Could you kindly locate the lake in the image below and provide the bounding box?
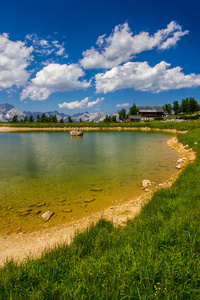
[0,131,179,234]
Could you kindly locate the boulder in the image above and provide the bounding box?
[70,130,83,136]
[142,180,151,189]
[41,210,54,221]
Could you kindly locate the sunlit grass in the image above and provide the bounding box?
[1,119,200,131]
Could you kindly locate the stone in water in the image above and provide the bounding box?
[41,210,54,222]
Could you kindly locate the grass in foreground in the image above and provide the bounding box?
[0,128,199,299]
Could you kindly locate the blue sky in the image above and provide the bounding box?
[0,0,200,114]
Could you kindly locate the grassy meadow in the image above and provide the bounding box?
[1,118,200,131]
[0,122,199,299]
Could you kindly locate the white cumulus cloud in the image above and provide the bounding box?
[21,63,91,100]
[80,21,189,69]
[0,33,33,90]
[58,97,104,109]
[116,103,130,108]
[95,61,200,94]
[87,97,104,108]
[59,97,89,109]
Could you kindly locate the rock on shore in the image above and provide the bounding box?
[142,180,151,189]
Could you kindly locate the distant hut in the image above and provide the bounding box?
[129,115,142,122]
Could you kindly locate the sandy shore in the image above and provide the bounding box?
[0,135,195,267]
[0,125,187,134]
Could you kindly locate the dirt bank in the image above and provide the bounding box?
[0,126,187,134]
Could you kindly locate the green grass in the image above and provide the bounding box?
[1,119,200,131]
[0,126,200,299]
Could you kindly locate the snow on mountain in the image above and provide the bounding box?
[0,103,25,122]
[111,111,120,122]
[0,103,112,123]
[72,111,106,122]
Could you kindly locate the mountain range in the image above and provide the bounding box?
[0,103,118,123]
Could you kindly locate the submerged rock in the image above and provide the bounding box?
[58,199,67,203]
[84,198,95,203]
[36,202,46,207]
[62,208,72,213]
[20,211,30,216]
[28,204,36,207]
[17,208,32,214]
[91,188,102,191]
[41,210,54,221]
[6,206,13,210]
[17,226,21,232]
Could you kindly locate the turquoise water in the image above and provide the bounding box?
[0,131,179,234]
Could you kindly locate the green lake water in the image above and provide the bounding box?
[0,131,179,234]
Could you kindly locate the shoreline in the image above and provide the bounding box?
[0,135,195,267]
[0,125,187,134]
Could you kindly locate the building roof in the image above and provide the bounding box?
[129,115,142,119]
[138,106,164,113]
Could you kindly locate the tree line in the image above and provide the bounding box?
[10,113,77,123]
[10,97,200,124]
[10,113,86,123]
[163,97,200,115]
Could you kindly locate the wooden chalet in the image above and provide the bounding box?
[138,106,164,119]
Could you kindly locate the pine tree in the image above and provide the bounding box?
[68,116,73,123]
[129,103,139,116]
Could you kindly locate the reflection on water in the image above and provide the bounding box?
[0,131,179,234]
